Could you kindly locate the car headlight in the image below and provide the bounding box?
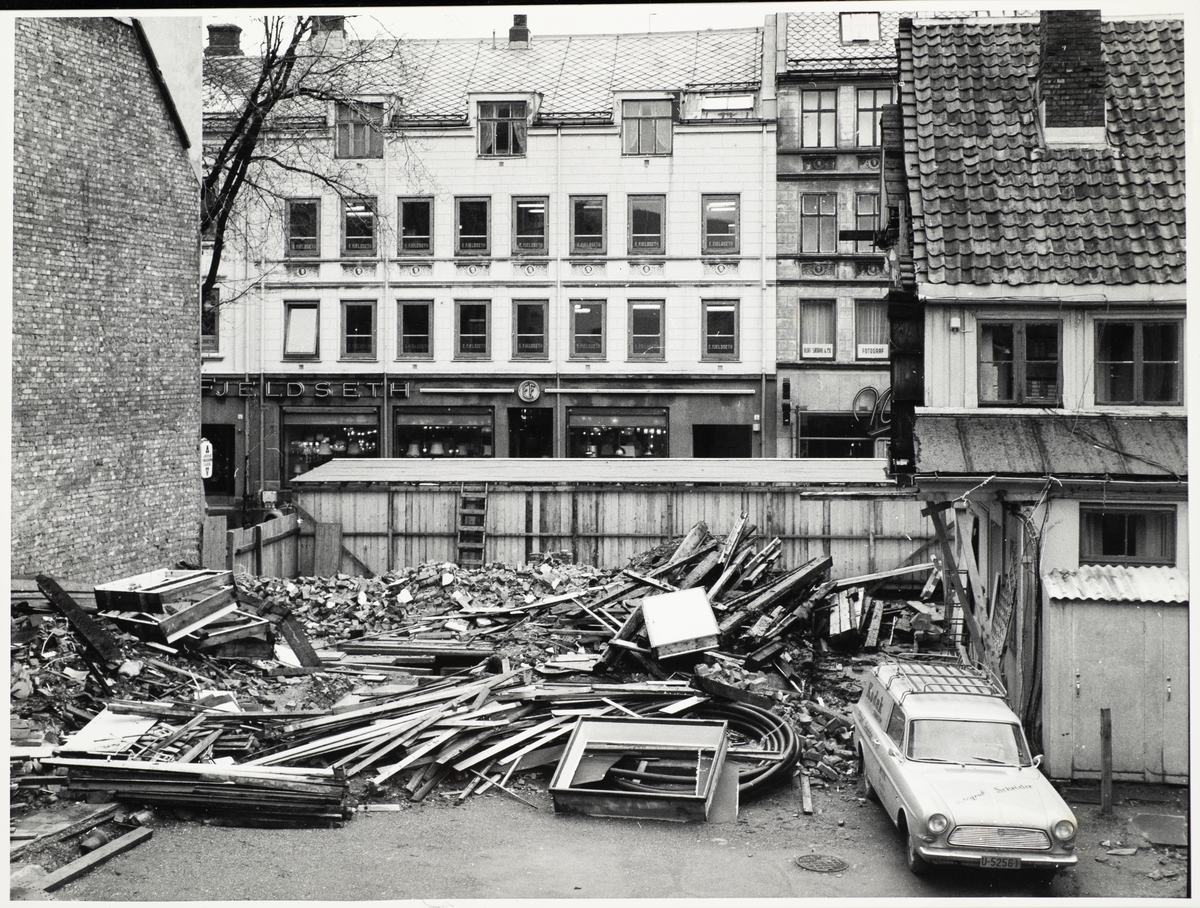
[1053,820,1076,842]
[927,813,949,835]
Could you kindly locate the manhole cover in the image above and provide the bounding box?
[795,854,850,873]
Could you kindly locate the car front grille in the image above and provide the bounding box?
[948,826,1051,850]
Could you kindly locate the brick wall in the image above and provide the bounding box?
[12,17,202,583]
[1039,10,1106,129]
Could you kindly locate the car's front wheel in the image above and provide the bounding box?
[903,822,931,875]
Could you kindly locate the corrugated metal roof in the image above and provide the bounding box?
[1042,564,1189,604]
[291,457,890,486]
[913,414,1187,480]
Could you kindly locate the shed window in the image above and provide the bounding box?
[1080,507,1176,566]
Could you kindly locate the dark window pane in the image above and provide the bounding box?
[401,304,430,355]
[458,200,489,251]
[401,200,431,251]
[344,305,373,355]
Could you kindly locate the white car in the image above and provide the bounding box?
[853,657,1078,876]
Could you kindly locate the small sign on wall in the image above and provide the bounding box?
[199,438,213,479]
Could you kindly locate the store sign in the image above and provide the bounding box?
[516,380,541,403]
[202,379,411,399]
[199,438,213,479]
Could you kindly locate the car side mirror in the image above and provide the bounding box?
[1032,754,1043,769]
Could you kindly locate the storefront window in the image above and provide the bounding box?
[798,412,876,458]
[395,407,494,457]
[283,410,379,482]
[567,408,668,458]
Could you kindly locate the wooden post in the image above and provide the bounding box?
[201,516,227,569]
[1100,708,1113,815]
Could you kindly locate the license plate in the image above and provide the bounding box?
[980,856,1022,870]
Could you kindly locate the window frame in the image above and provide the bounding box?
[621,98,673,155]
[398,300,434,360]
[201,287,219,353]
[800,89,838,148]
[455,196,491,256]
[283,300,320,360]
[477,100,528,157]
[702,194,740,256]
[398,197,433,255]
[977,318,1063,406]
[856,87,891,147]
[512,299,549,360]
[1095,318,1184,406]
[341,196,377,258]
[569,299,607,360]
[1080,505,1177,566]
[570,196,607,256]
[335,101,384,159]
[628,194,666,256]
[454,300,491,360]
[855,192,881,253]
[801,299,836,360]
[512,196,548,255]
[627,300,665,361]
[285,198,320,258]
[701,299,740,362]
[855,299,889,360]
[800,192,837,254]
[340,299,377,361]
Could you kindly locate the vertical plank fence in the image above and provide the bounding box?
[225,513,300,579]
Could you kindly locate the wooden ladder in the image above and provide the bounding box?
[456,482,489,567]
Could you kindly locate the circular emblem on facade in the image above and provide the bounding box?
[410,265,422,276]
[354,266,364,276]
[296,267,308,277]
[714,263,727,274]
[516,380,541,403]
[640,264,653,275]
[582,264,594,275]
[525,265,537,276]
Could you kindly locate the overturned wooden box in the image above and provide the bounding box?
[94,569,231,613]
[640,587,720,659]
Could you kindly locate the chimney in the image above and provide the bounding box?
[509,14,530,49]
[310,15,347,54]
[205,23,243,57]
[1037,9,1107,146]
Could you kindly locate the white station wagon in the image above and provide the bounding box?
[853,657,1078,876]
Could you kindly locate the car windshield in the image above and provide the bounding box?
[907,719,1032,766]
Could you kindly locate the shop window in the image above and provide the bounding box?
[513,300,547,359]
[200,423,236,497]
[570,299,606,359]
[622,99,673,155]
[508,407,553,458]
[201,286,219,353]
[341,300,375,359]
[798,413,875,457]
[398,301,433,358]
[396,407,494,457]
[1080,506,1176,566]
[702,194,739,255]
[456,197,490,255]
[478,101,527,157]
[342,197,376,257]
[286,199,320,256]
[801,193,837,253]
[455,300,490,359]
[856,299,889,359]
[571,196,606,254]
[283,301,319,359]
[702,300,738,361]
[979,320,1061,405]
[1095,319,1182,405]
[336,101,384,158]
[693,425,752,458]
[801,89,837,148]
[628,301,664,360]
[856,88,890,146]
[513,197,547,254]
[284,410,378,482]
[855,193,880,253]
[399,197,432,254]
[628,195,665,255]
[801,300,836,359]
[842,12,880,43]
[568,407,667,458]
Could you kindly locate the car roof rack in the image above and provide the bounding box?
[881,654,1007,704]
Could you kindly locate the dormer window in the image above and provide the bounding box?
[621,99,673,155]
[336,102,384,158]
[478,101,527,156]
[700,94,755,120]
[841,12,880,44]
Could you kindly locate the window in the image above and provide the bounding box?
[342,197,376,257]
[285,411,378,481]
[628,301,664,360]
[396,408,494,458]
[399,198,432,254]
[283,301,319,358]
[513,197,547,254]
[456,197,490,255]
[201,287,219,353]
[842,12,881,43]
[801,193,837,253]
[341,300,375,359]
[801,90,837,148]
[702,300,738,361]
[398,301,433,358]
[478,101,527,156]
[628,195,666,255]
[622,99,672,155]
[570,299,606,359]
[335,101,383,158]
[1080,506,1176,566]
[1096,320,1182,405]
[799,414,877,457]
[702,194,739,254]
[568,408,668,458]
[855,193,880,252]
[455,301,490,359]
[856,300,889,359]
[700,94,755,119]
[513,300,547,359]
[571,197,606,254]
[979,320,1061,405]
[856,88,890,147]
[286,199,320,256]
[801,300,835,359]
[885,705,906,748]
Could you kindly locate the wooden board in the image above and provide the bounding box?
[314,522,343,576]
[201,515,228,569]
[36,574,122,665]
[39,827,153,892]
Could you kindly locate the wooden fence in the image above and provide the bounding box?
[202,514,300,579]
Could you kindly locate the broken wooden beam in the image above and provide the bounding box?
[39,827,153,892]
[37,574,123,666]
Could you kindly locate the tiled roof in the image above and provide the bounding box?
[205,28,763,123]
[784,11,904,70]
[1042,565,1188,604]
[901,18,1185,286]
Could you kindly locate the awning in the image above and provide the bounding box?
[283,410,378,427]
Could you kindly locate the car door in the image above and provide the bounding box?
[873,705,908,821]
